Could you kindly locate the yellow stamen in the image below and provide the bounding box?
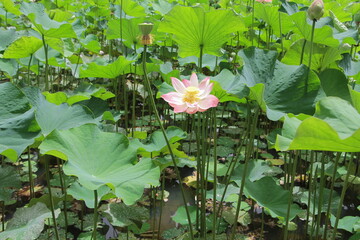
[183,86,200,104]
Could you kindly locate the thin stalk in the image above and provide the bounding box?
[27,147,35,199]
[1,201,4,231]
[198,44,204,73]
[216,106,251,229]
[331,153,355,240]
[299,40,307,65]
[142,44,194,239]
[323,152,341,239]
[306,20,316,94]
[92,190,98,240]
[230,106,260,240]
[284,151,299,240]
[45,160,60,240]
[56,158,68,238]
[212,109,218,240]
[310,165,319,239]
[305,151,315,236]
[41,35,49,91]
[157,174,166,239]
[315,153,326,238]
[251,0,255,46]
[278,12,284,58]
[27,54,33,86]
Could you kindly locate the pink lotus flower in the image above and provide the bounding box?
[161,73,219,114]
[256,0,272,3]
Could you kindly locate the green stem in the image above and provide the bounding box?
[300,40,307,65]
[157,174,166,239]
[92,190,98,240]
[142,44,194,239]
[1,201,4,231]
[305,151,315,236]
[284,151,299,240]
[251,0,255,46]
[331,153,355,240]
[27,147,34,199]
[212,109,218,240]
[230,106,260,240]
[41,35,49,91]
[198,44,204,73]
[57,158,68,238]
[315,153,326,238]
[45,160,60,240]
[306,20,316,94]
[27,54,33,86]
[323,152,341,239]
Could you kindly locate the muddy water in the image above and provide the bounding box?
[149,183,195,235]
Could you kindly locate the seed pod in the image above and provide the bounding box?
[138,23,154,45]
[307,0,324,21]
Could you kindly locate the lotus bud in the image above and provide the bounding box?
[138,23,154,45]
[307,0,324,21]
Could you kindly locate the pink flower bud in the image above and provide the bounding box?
[307,0,324,21]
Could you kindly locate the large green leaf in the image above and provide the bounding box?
[39,124,160,205]
[116,0,146,17]
[275,97,360,152]
[23,87,96,136]
[100,202,149,227]
[0,83,40,161]
[0,202,60,240]
[0,165,21,205]
[158,6,242,57]
[20,2,76,38]
[243,177,301,220]
[67,182,112,208]
[254,2,293,37]
[239,47,323,120]
[133,126,187,154]
[318,69,351,102]
[3,36,43,59]
[79,56,134,78]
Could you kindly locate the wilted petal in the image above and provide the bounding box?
[189,73,199,87]
[171,77,186,94]
[198,95,219,110]
[161,92,184,105]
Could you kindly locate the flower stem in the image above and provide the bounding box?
[198,44,203,73]
[323,152,341,239]
[41,35,49,91]
[45,160,60,240]
[212,109,218,240]
[306,19,316,94]
[27,147,34,199]
[283,151,299,240]
[142,44,194,239]
[230,106,260,240]
[92,189,98,240]
[331,153,355,240]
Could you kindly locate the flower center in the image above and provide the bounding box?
[183,86,200,104]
